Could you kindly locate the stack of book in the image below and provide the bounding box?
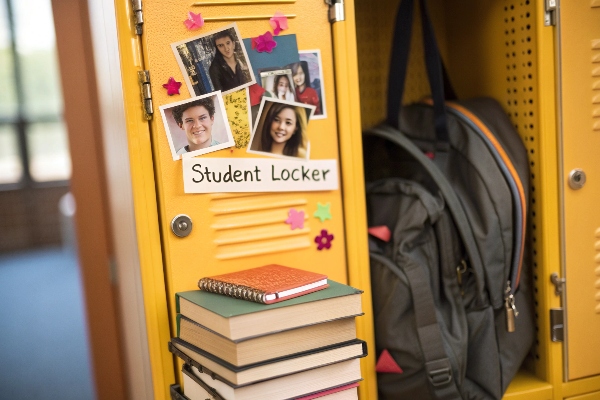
[169,264,366,400]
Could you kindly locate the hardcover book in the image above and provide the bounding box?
[169,337,367,386]
[181,357,363,400]
[176,315,357,367]
[198,264,329,304]
[176,279,363,341]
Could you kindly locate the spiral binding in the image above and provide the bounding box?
[198,278,267,304]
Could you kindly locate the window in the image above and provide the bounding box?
[0,0,71,186]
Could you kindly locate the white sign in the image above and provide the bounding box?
[182,158,338,193]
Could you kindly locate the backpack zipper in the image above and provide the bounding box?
[444,103,527,297]
[419,100,527,302]
[448,103,526,333]
[420,100,526,333]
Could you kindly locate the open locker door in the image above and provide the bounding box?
[123,0,375,398]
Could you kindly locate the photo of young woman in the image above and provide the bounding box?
[270,74,295,101]
[291,61,321,115]
[248,98,315,160]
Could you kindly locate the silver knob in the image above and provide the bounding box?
[171,214,193,237]
[568,168,586,190]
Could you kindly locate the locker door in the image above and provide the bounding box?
[558,0,600,381]
[130,0,375,398]
[142,1,349,311]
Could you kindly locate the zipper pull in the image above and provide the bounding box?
[505,296,516,332]
[504,282,518,333]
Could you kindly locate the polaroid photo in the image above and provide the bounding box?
[287,50,326,119]
[159,92,234,161]
[247,97,315,161]
[260,68,296,102]
[171,23,256,96]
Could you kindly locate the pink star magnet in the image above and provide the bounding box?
[162,77,182,96]
[254,31,277,53]
[315,229,334,250]
[269,12,288,36]
[285,209,305,230]
[183,11,204,30]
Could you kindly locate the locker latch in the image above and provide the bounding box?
[137,70,153,121]
[550,308,564,342]
[544,0,556,26]
[325,0,345,23]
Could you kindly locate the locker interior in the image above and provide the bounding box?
[354,0,561,398]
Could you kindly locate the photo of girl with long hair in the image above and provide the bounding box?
[290,61,320,115]
[270,74,295,101]
[248,98,315,160]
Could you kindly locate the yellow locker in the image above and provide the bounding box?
[111,0,375,399]
[557,0,600,383]
[101,0,600,398]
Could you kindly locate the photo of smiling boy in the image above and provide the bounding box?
[160,92,235,161]
[173,97,219,155]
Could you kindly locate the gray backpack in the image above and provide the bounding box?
[363,0,535,398]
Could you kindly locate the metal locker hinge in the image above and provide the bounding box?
[325,0,345,23]
[544,0,556,26]
[550,272,566,296]
[137,70,153,121]
[131,0,143,35]
[550,308,564,342]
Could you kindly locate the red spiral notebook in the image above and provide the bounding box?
[198,264,329,304]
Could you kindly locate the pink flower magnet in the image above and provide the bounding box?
[184,11,204,31]
[269,12,288,36]
[254,31,277,53]
[315,229,334,250]
[285,209,305,230]
[162,77,182,96]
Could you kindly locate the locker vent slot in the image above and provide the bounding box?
[592,38,600,131]
[209,194,311,260]
[191,0,297,22]
[192,0,296,5]
[203,14,296,22]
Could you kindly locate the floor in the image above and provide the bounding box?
[0,247,95,400]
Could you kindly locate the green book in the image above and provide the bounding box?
[176,279,363,341]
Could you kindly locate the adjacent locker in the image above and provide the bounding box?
[557,0,600,382]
